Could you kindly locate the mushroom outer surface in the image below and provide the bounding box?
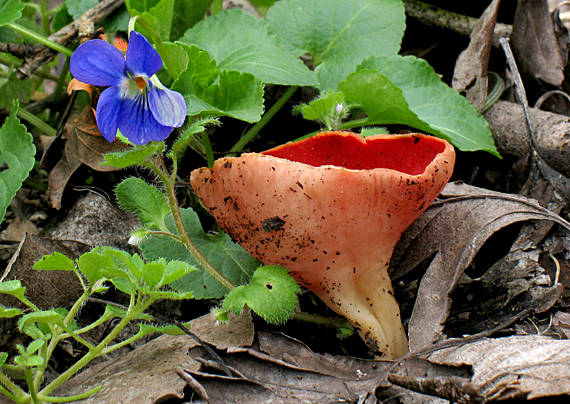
[190,131,455,358]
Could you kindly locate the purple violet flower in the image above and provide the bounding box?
[70,31,186,145]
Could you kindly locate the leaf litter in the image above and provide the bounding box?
[391,181,570,351]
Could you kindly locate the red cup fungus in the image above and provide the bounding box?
[190,131,455,359]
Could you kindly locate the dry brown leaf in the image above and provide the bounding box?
[553,311,570,338]
[391,181,570,352]
[511,0,565,86]
[43,104,126,209]
[0,235,89,349]
[390,335,570,402]
[452,0,501,111]
[56,311,254,403]
[182,331,441,404]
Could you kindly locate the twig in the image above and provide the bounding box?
[0,43,43,60]
[403,0,512,45]
[16,0,124,79]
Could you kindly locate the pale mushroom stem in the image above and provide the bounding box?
[308,259,408,359]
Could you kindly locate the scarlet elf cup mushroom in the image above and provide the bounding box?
[190,131,455,359]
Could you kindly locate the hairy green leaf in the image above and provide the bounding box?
[0,280,26,301]
[172,43,264,122]
[77,251,114,287]
[0,0,25,26]
[0,304,22,319]
[0,101,36,224]
[115,177,170,231]
[299,91,345,121]
[140,208,259,298]
[33,251,76,272]
[169,117,219,160]
[0,352,7,367]
[181,9,318,86]
[266,0,405,90]
[18,310,65,334]
[223,266,300,324]
[137,321,191,336]
[357,55,499,155]
[102,141,164,168]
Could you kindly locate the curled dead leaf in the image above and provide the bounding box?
[390,335,570,402]
[391,181,570,351]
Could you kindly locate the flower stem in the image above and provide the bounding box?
[202,132,215,167]
[17,108,57,137]
[230,86,298,153]
[39,0,51,35]
[6,23,72,57]
[145,159,236,291]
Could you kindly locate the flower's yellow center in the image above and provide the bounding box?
[135,77,146,91]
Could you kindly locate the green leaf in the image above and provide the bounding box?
[340,69,432,133]
[14,350,44,367]
[77,251,114,287]
[266,0,405,90]
[102,141,164,168]
[137,321,190,336]
[115,177,170,231]
[299,91,345,121]
[33,251,76,272]
[0,0,25,26]
[97,248,144,294]
[0,352,8,367]
[140,208,259,298]
[172,43,264,122]
[360,126,389,136]
[146,290,194,301]
[66,0,98,19]
[0,100,36,224]
[162,260,196,285]
[126,0,174,41]
[171,0,212,40]
[141,260,165,290]
[169,117,219,160]
[355,55,499,155]
[0,72,33,111]
[181,9,318,86]
[18,310,65,333]
[0,304,22,318]
[223,265,299,324]
[142,259,196,291]
[158,41,189,81]
[26,339,44,355]
[51,5,72,31]
[102,303,154,321]
[0,280,26,301]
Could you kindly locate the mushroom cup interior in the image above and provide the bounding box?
[263,132,446,175]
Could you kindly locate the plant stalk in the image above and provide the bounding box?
[39,298,138,396]
[17,108,57,137]
[6,23,73,57]
[230,86,298,153]
[145,160,236,291]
